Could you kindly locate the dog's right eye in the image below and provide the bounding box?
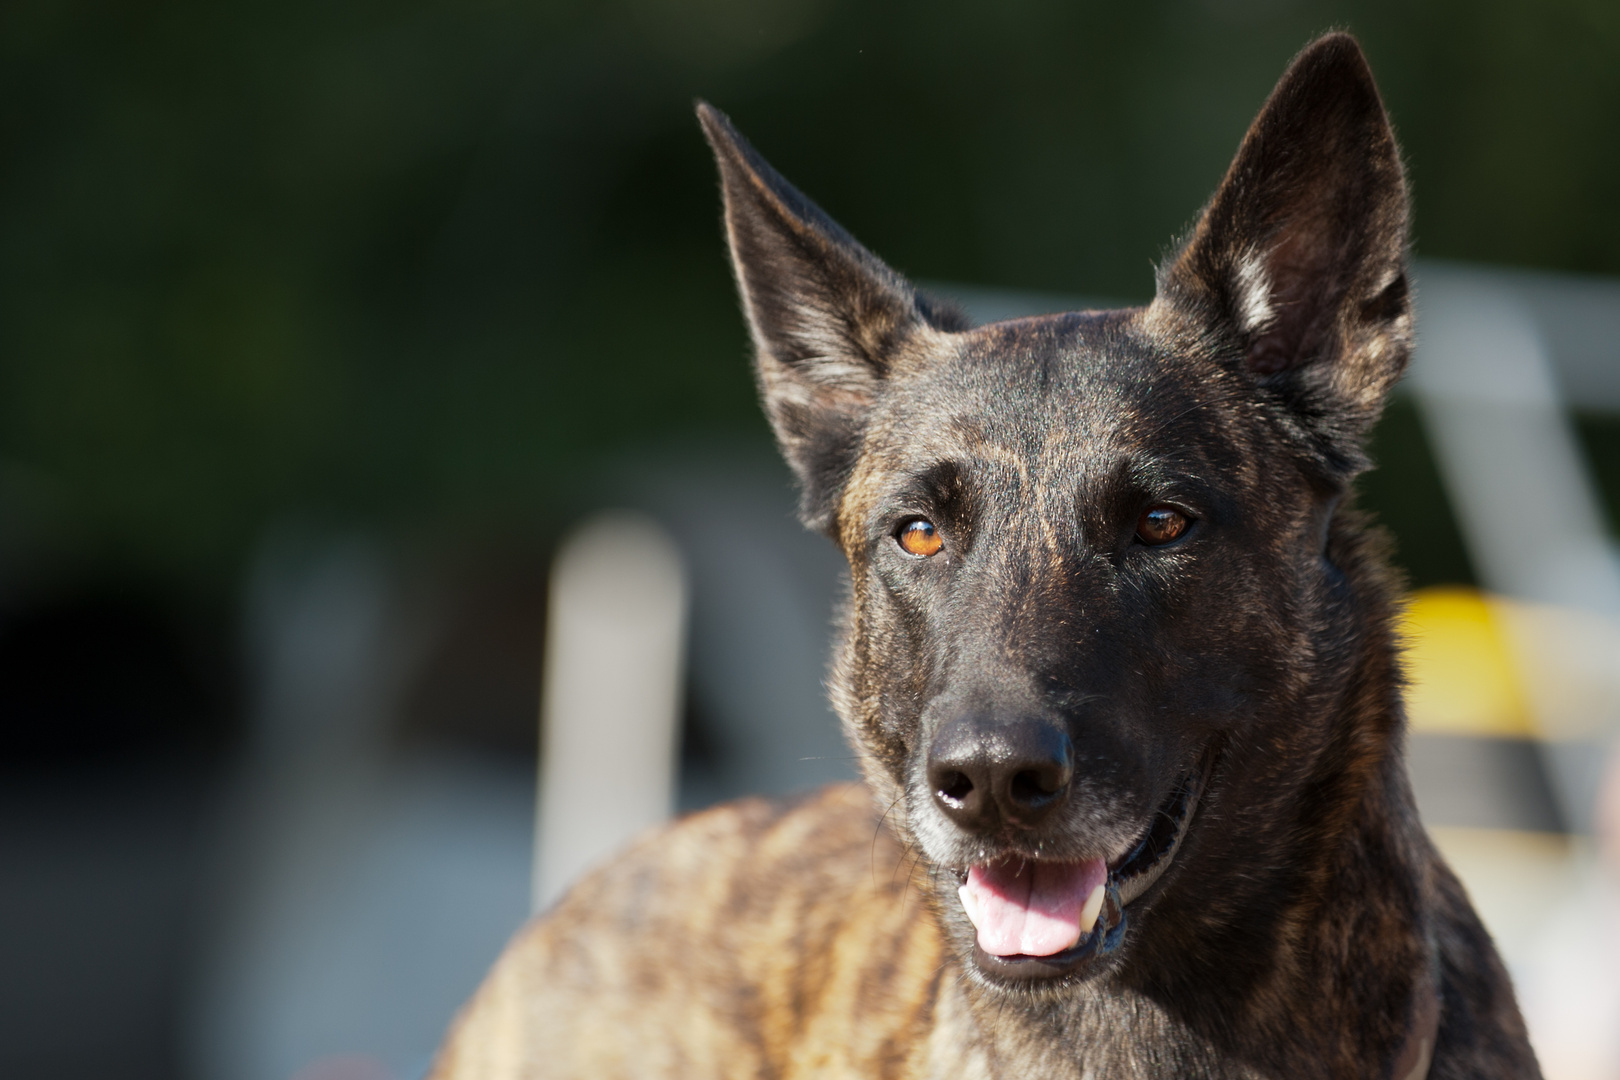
[1136,506,1190,546]
[897,518,944,557]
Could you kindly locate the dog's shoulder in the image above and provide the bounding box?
[431,783,970,1080]
[1421,847,1542,1080]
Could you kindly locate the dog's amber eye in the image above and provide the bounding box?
[897,519,943,557]
[1136,507,1189,546]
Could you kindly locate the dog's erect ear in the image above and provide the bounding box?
[697,103,964,533]
[1151,34,1410,477]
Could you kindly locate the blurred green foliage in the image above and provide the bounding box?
[2,0,1617,585]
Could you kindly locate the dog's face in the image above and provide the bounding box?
[700,34,1409,992]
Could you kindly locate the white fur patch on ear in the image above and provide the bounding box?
[1232,250,1275,335]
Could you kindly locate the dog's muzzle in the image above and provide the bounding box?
[954,767,1206,984]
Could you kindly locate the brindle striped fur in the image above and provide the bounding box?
[432,34,1541,1080]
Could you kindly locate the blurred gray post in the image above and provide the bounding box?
[533,512,688,911]
[1409,266,1620,832]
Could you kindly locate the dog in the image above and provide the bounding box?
[430,33,1541,1079]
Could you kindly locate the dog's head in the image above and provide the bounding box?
[700,33,1409,991]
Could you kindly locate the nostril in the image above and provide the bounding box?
[1009,768,1058,805]
[936,770,974,804]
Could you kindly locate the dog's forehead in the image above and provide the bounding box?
[878,309,1219,474]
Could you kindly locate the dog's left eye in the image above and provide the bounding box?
[897,518,944,557]
[1136,506,1189,546]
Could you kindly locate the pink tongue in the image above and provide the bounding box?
[958,858,1108,957]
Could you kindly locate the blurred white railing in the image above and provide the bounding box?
[533,512,687,911]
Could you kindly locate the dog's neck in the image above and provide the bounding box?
[942,963,1437,1080]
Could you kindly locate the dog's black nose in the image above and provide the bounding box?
[926,716,1073,832]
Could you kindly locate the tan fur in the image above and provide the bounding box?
[430,786,988,1080]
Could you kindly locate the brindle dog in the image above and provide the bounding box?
[431,34,1541,1080]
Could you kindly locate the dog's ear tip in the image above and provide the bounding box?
[696,106,786,209]
[693,99,723,129]
[694,101,733,148]
[696,102,756,171]
[1292,30,1370,70]
[1279,32,1381,107]
[1300,29,1364,54]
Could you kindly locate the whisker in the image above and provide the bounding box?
[872,793,905,891]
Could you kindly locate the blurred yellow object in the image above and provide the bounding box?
[1400,587,1537,737]
[1402,586,1620,744]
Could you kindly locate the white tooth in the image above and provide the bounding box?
[958,884,982,930]
[1078,884,1106,935]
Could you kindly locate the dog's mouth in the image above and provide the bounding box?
[954,767,1204,983]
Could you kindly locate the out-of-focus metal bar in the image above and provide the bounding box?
[1408,267,1620,615]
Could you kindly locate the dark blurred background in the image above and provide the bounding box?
[2,2,1619,1078]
